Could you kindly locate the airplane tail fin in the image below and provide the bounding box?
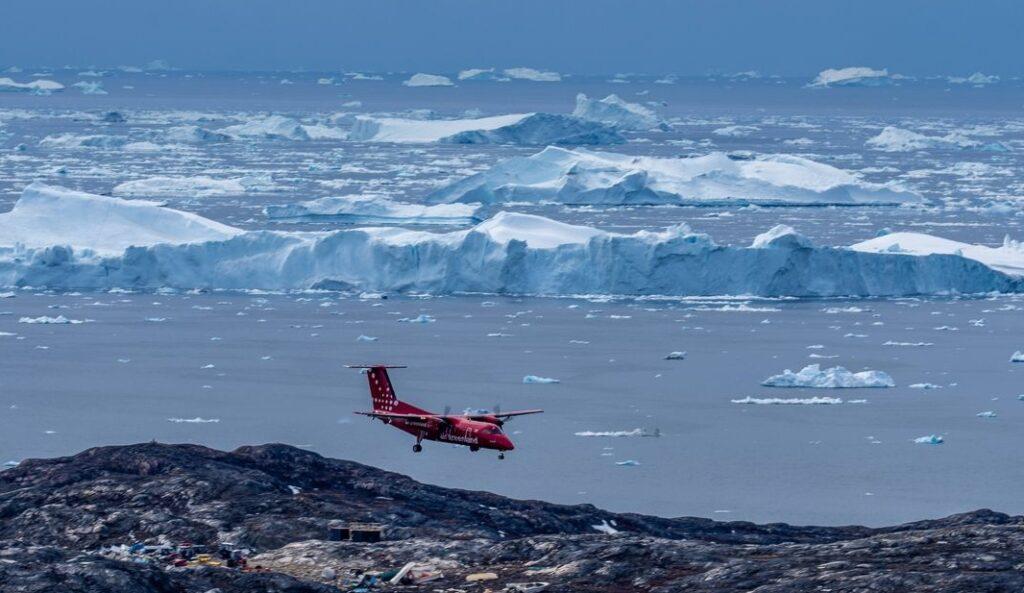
[346,365,407,413]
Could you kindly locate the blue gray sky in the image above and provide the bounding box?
[2,0,1020,76]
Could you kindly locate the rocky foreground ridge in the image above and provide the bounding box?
[1,443,1022,592]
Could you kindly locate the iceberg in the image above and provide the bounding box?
[347,113,530,143]
[112,176,272,197]
[18,315,86,325]
[1,184,1020,296]
[809,67,891,88]
[72,81,107,95]
[0,77,64,93]
[913,435,944,445]
[164,125,232,143]
[0,183,239,256]
[402,73,454,87]
[866,127,980,152]
[1011,351,1024,363]
[503,67,561,82]
[265,195,480,225]
[440,113,625,146]
[457,68,507,81]
[763,365,895,388]
[219,115,310,140]
[948,72,998,85]
[40,134,128,149]
[426,147,922,206]
[730,396,845,405]
[572,94,663,131]
[851,233,1024,277]
[523,375,560,384]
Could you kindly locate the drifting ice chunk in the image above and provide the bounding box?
[402,73,454,87]
[18,315,86,324]
[523,375,560,384]
[762,364,895,388]
[913,435,944,445]
[427,147,921,206]
[664,351,687,360]
[866,127,979,152]
[948,72,998,85]
[575,428,659,437]
[219,115,310,140]
[458,68,506,81]
[615,460,640,466]
[167,417,220,423]
[0,77,64,93]
[264,195,481,226]
[572,93,663,131]
[440,113,625,146]
[503,67,561,82]
[1011,351,1024,363]
[909,383,942,390]
[809,67,891,88]
[731,396,844,405]
[977,410,997,418]
[398,314,436,323]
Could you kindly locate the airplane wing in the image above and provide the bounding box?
[354,411,450,423]
[464,409,544,421]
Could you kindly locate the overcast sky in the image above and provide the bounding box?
[2,0,1020,76]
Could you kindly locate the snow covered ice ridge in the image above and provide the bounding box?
[762,365,896,388]
[427,147,922,206]
[1,184,1022,297]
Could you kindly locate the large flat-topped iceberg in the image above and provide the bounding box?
[0,185,1018,296]
[427,147,922,206]
[0,183,240,255]
[264,195,480,226]
[0,77,64,93]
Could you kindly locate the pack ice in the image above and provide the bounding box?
[1,184,1021,296]
[762,365,895,388]
[264,195,481,226]
[427,147,922,206]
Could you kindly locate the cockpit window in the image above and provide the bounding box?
[482,426,501,435]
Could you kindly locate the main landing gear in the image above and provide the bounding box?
[498,452,506,460]
[413,433,423,453]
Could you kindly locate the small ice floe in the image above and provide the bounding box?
[200,364,215,369]
[615,460,640,466]
[144,317,167,322]
[569,340,590,344]
[18,315,87,324]
[523,375,560,384]
[664,351,686,360]
[403,73,454,87]
[1010,351,1024,363]
[933,326,959,331]
[731,396,844,405]
[356,335,378,342]
[288,485,302,495]
[574,428,659,437]
[883,341,933,347]
[909,383,942,390]
[977,411,997,418]
[487,332,512,337]
[167,417,220,423]
[398,314,436,323]
[913,434,944,445]
[591,519,619,534]
[762,364,895,388]
[822,306,867,314]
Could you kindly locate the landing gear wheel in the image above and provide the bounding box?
[498,452,506,460]
[413,444,422,453]
[470,446,480,452]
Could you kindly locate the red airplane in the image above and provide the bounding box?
[351,365,543,459]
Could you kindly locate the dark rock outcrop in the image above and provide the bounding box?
[2,443,1022,593]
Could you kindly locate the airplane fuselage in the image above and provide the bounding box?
[384,416,514,451]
